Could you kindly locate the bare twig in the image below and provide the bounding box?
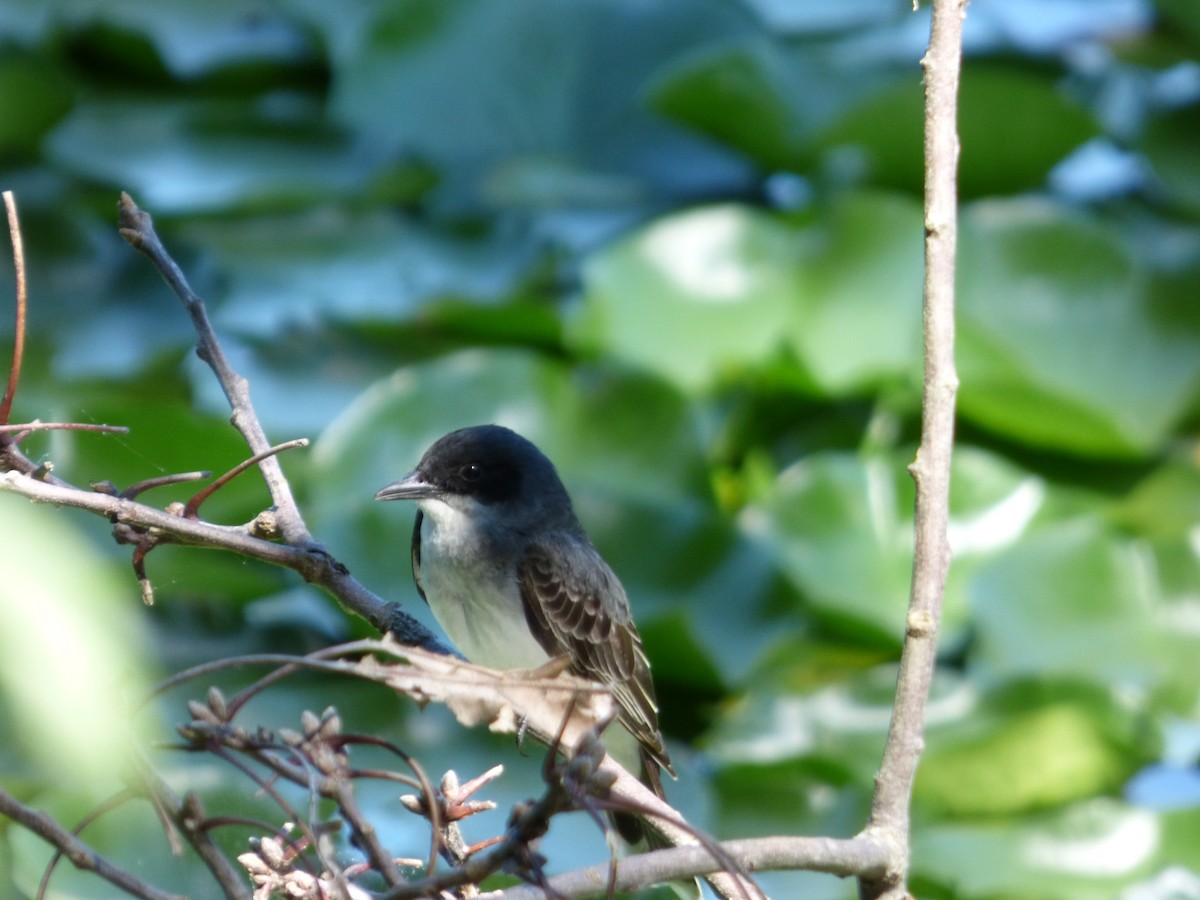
[0,464,446,648]
[104,192,440,648]
[93,471,211,501]
[206,743,324,873]
[3,468,319,567]
[298,709,406,888]
[491,835,890,900]
[0,421,129,434]
[150,642,756,898]
[37,789,141,900]
[116,193,307,541]
[347,735,444,874]
[127,749,254,900]
[379,738,597,900]
[859,2,964,899]
[2,190,26,425]
[184,438,309,519]
[0,788,183,900]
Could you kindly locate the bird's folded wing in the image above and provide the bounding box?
[519,535,674,776]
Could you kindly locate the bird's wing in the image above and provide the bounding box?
[519,534,674,778]
[410,510,428,604]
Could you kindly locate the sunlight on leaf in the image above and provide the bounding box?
[0,499,154,783]
[572,204,801,391]
[914,799,1200,899]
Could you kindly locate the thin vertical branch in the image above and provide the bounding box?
[2,190,27,425]
[860,1,963,898]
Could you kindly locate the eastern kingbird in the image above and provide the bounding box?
[374,424,674,841]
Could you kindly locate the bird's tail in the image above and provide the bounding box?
[611,747,666,844]
[610,753,702,899]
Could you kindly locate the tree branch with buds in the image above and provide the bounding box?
[0,0,965,895]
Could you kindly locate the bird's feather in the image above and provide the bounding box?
[518,535,674,780]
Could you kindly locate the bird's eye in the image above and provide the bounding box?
[459,463,483,482]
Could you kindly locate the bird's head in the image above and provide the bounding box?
[374,425,576,532]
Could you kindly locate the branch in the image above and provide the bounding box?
[127,750,253,900]
[860,1,963,898]
[156,642,773,897]
[490,834,890,900]
[0,425,445,648]
[1,190,26,425]
[106,192,445,647]
[183,438,308,519]
[0,789,183,900]
[0,421,128,434]
[0,192,445,648]
[116,193,305,541]
[592,757,760,899]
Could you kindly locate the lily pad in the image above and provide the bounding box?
[571,204,801,392]
[957,200,1200,457]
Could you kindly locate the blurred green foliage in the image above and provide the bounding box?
[1,1,1199,898]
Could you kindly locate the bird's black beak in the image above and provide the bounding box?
[374,471,438,502]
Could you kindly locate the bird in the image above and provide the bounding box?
[374,424,674,843]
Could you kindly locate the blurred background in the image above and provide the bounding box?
[1,0,1198,897]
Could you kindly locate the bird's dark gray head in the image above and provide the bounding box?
[375,425,577,530]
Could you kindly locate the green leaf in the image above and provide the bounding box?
[704,659,900,785]
[570,204,801,391]
[914,800,1200,899]
[710,757,870,839]
[51,0,311,77]
[744,446,1049,651]
[786,192,924,395]
[915,688,1156,817]
[740,452,917,643]
[1112,460,1200,539]
[324,0,755,204]
[638,613,726,739]
[967,518,1200,696]
[647,40,805,171]
[1142,100,1200,216]
[0,501,157,784]
[1155,0,1200,44]
[818,65,1098,198]
[0,56,73,159]
[957,200,1200,457]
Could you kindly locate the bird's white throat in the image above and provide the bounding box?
[417,497,552,671]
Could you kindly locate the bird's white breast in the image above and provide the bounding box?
[417,496,649,780]
[418,497,552,671]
